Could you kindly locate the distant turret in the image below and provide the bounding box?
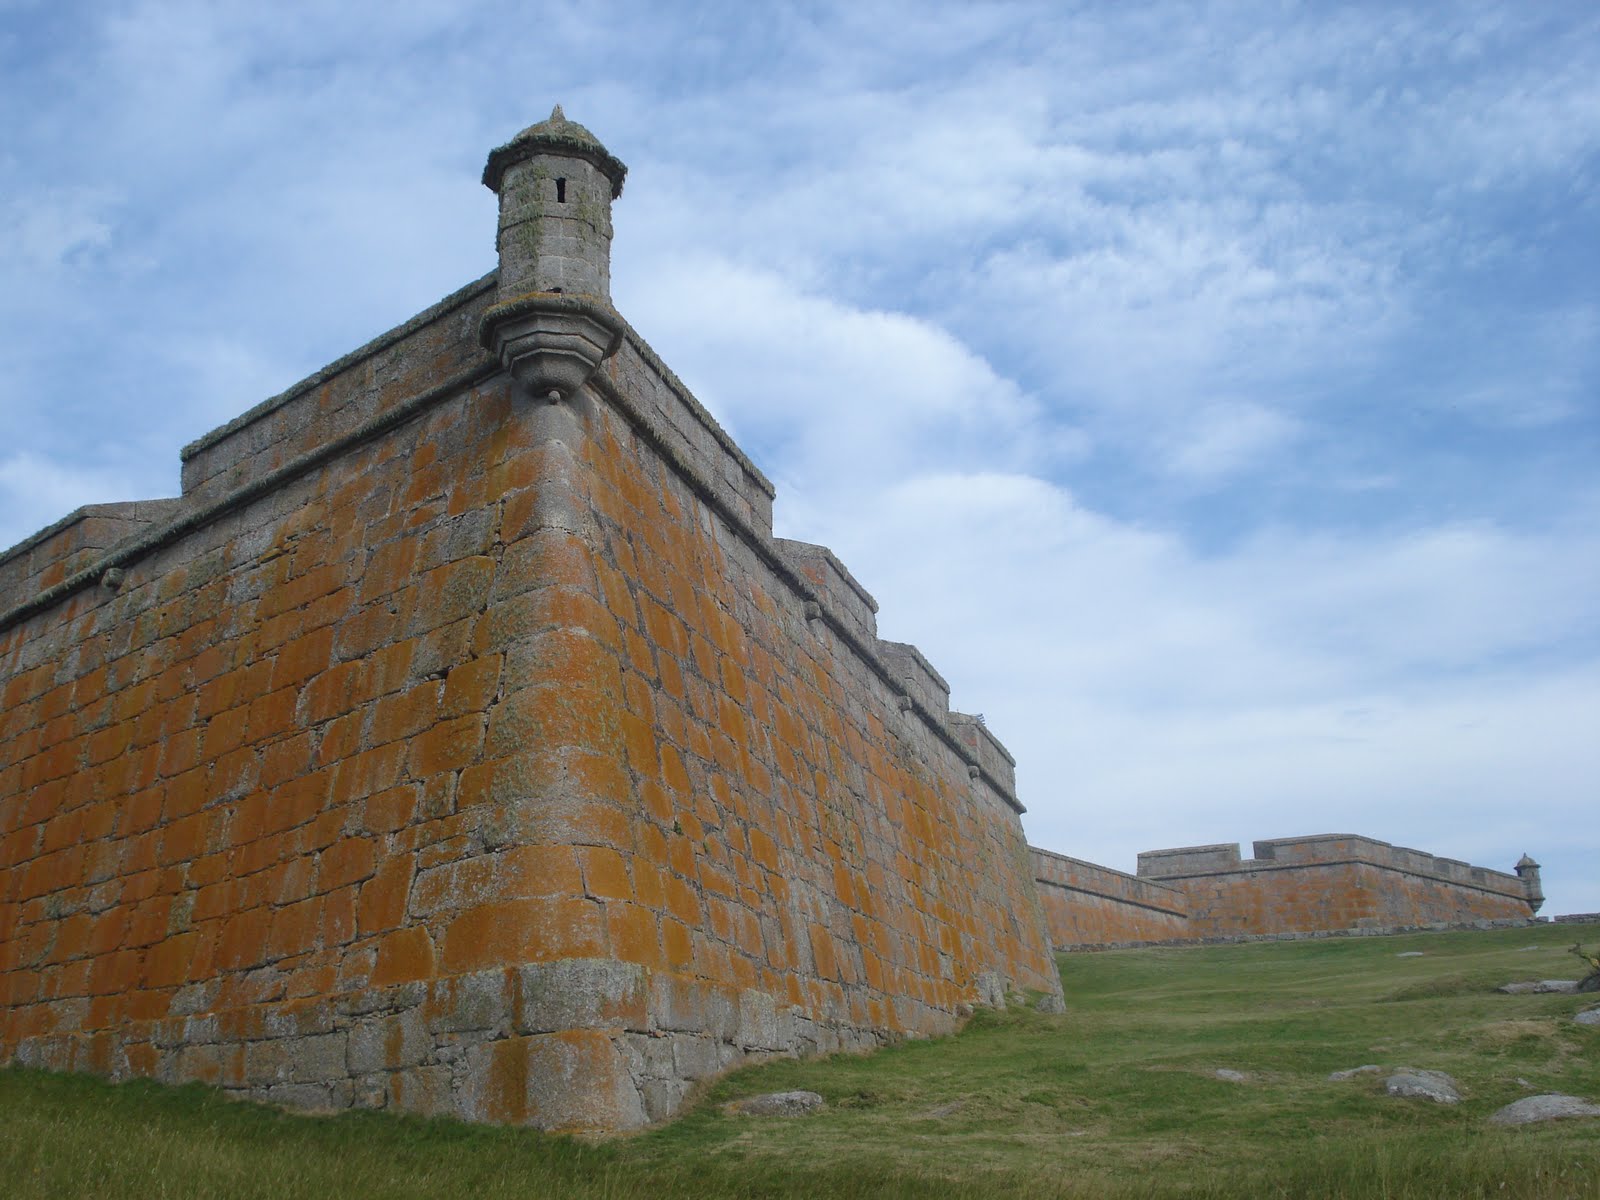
[1514,853,1544,914]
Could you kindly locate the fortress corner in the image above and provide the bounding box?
[0,113,1061,1133]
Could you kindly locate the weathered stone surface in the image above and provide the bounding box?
[289,1033,349,1085]
[726,1090,826,1117]
[1385,1069,1460,1104]
[1213,1069,1249,1082]
[516,960,646,1034]
[1574,1007,1600,1027]
[348,1010,428,1075]
[1488,1094,1600,1126]
[388,1064,456,1117]
[1497,980,1580,995]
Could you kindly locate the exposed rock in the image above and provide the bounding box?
[725,1090,826,1117]
[1213,1069,1249,1082]
[1385,1069,1460,1104]
[1496,980,1579,995]
[1395,951,1425,958]
[1574,1007,1600,1027]
[1327,1065,1383,1081]
[1488,1095,1600,1126]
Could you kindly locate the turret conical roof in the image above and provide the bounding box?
[482,105,628,197]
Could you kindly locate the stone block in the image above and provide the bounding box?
[244,1039,294,1087]
[426,969,512,1035]
[388,1064,456,1117]
[649,971,709,1035]
[289,1031,349,1085]
[260,1079,350,1112]
[736,988,782,1052]
[175,1042,223,1086]
[638,1077,691,1124]
[353,1072,388,1109]
[517,958,646,1034]
[670,1034,722,1081]
[464,1030,646,1131]
[348,1010,428,1074]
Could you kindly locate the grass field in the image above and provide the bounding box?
[4,922,1598,1199]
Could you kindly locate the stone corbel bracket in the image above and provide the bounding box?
[479,292,623,401]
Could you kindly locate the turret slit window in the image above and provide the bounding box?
[556,178,567,203]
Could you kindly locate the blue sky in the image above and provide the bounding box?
[3,1,1597,915]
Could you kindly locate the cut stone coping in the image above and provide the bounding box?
[725,1090,826,1118]
[1488,1095,1600,1126]
[1327,1065,1383,1081]
[1385,1069,1460,1104]
[1496,980,1580,994]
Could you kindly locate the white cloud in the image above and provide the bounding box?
[0,190,115,271]
[617,253,1052,493]
[1162,402,1302,482]
[0,453,151,551]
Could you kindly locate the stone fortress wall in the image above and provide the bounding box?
[0,110,1062,1135]
[1032,834,1542,951]
[1030,848,1190,948]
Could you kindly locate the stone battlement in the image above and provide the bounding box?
[1137,834,1529,898]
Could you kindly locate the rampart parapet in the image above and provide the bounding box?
[1038,833,1541,950]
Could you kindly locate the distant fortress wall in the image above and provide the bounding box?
[1030,848,1189,947]
[1033,834,1540,951]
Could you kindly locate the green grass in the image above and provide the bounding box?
[4,922,1599,1198]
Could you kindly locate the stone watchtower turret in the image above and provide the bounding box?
[478,105,627,402]
[1514,854,1545,913]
